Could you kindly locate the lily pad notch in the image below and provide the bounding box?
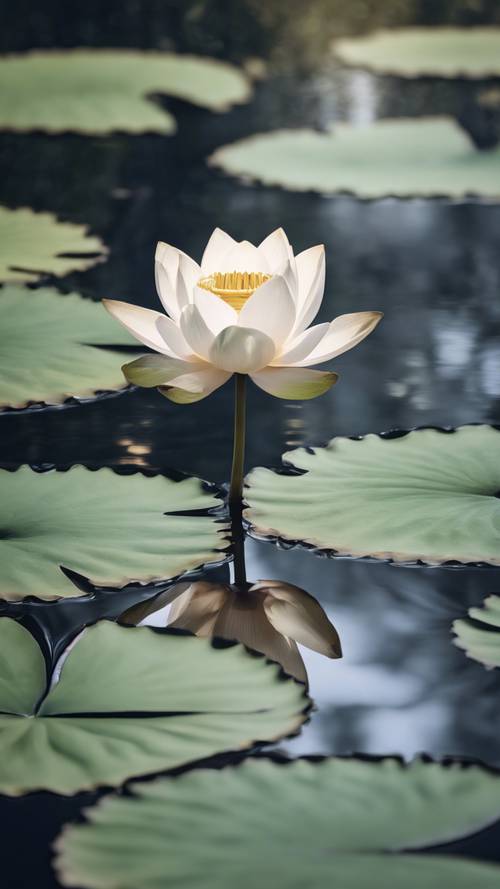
[244,425,500,567]
[0,207,107,284]
[0,618,308,795]
[0,465,230,601]
[0,50,252,135]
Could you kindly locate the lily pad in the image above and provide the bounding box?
[0,465,228,601]
[0,286,139,409]
[0,207,106,283]
[209,118,500,198]
[333,27,500,79]
[0,50,251,135]
[0,619,306,795]
[55,757,500,888]
[244,425,500,567]
[453,595,500,668]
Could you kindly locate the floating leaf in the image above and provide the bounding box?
[0,50,251,135]
[0,465,228,600]
[245,425,500,566]
[0,619,306,795]
[453,595,500,668]
[209,118,500,198]
[0,207,106,283]
[333,27,500,79]
[55,757,500,888]
[0,286,138,409]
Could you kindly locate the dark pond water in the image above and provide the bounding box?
[1,2,500,887]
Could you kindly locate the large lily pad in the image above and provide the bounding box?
[55,757,500,888]
[0,207,106,283]
[0,286,138,409]
[334,27,500,79]
[0,465,228,601]
[453,595,500,668]
[209,118,500,198]
[245,425,500,567]
[0,619,306,795]
[0,50,251,135]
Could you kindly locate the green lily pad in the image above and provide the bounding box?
[0,286,138,409]
[0,207,106,284]
[54,757,500,889]
[453,595,500,668]
[0,619,306,795]
[333,27,500,79]
[209,118,500,198]
[244,425,500,566]
[0,50,251,135]
[0,465,228,601]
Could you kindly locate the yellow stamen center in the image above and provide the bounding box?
[198,271,271,311]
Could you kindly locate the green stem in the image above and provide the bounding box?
[229,373,247,587]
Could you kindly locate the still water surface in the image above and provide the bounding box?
[1,3,500,886]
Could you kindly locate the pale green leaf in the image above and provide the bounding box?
[334,27,500,78]
[0,50,251,135]
[0,465,228,600]
[0,286,138,409]
[453,595,500,668]
[0,617,47,716]
[0,207,106,284]
[245,425,500,566]
[54,757,500,888]
[210,118,500,198]
[0,620,306,795]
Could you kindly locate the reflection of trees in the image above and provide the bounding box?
[248,538,500,765]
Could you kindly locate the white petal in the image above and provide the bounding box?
[159,367,231,404]
[155,242,200,319]
[292,245,326,334]
[258,228,292,271]
[179,304,217,361]
[201,228,237,274]
[209,326,276,374]
[122,354,200,387]
[272,323,329,366]
[294,311,383,366]
[250,366,338,400]
[102,300,170,354]
[211,590,307,683]
[156,315,196,360]
[168,582,230,634]
[192,286,238,334]
[256,580,342,658]
[217,240,270,274]
[238,275,296,346]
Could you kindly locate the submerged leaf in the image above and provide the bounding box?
[0,466,228,600]
[0,619,306,795]
[245,425,500,566]
[0,207,106,284]
[0,286,138,409]
[0,50,251,134]
[210,118,500,198]
[334,27,500,79]
[55,757,500,888]
[453,595,500,668]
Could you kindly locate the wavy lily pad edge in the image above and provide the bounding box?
[244,424,500,570]
[0,462,230,606]
[52,751,500,855]
[0,621,311,797]
[208,120,500,202]
[332,27,500,80]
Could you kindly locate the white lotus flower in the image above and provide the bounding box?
[121,578,342,685]
[104,227,382,402]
